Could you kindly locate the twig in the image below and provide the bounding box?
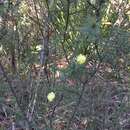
[0,62,33,129]
[66,62,101,130]
[61,0,70,64]
[32,0,50,86]
[49,94,64,128]
[12,122,15,130]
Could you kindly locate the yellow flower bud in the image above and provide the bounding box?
[76,54,86,64]
[47,92,55,102]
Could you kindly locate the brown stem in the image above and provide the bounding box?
[66,62,101,130]
[0,62,34,129]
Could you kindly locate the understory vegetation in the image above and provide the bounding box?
[0,0,130,130]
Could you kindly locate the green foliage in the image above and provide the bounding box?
[0,2,8,16]
[0,0,130,130]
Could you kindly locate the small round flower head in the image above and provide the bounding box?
[76,54,86,64]
[47,92,55,102]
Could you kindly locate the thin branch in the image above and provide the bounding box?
[61,0,70,64]
[0,62,33,129]
[32,0,51,86]
[49,93,64,128]
[66,61,102,130]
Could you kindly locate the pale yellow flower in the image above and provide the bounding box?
[76,54,86,64]
[47,92,55,102]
